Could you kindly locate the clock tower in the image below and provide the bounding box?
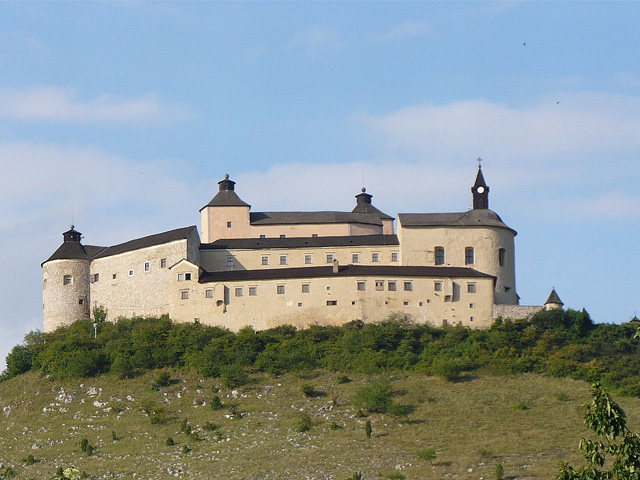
[472,162,489,210]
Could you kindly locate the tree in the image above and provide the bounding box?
[557,383,640,479]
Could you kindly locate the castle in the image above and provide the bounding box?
[42,166,562,333]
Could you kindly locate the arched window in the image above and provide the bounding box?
[498,248,506,267]
[435,247,445,265]
[465,247,474,265]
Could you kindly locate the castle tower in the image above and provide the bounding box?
[199,174,251,243]
[352,188,395,234]
[544,287,564,310]
[471,163,490,210]
[42,225,91,332]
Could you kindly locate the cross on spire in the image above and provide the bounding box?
[477,157,483,168]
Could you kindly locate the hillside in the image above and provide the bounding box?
[2,370,639,480]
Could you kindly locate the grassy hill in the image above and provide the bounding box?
[2,370,638,480]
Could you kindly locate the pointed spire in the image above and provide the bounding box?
[545,287,564,309]
[471,160,490,209]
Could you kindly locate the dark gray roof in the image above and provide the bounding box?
[199,264,494,283]
[200,190,250,209]
[398,209,516,235]
[250,211,383,226]
[200,234,399,251]
[42,242,96,265]
[351,203,394,220]
[92,226,197,259]
[545,288,564,306]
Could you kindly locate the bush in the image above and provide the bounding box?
[495,463,504,480]
[152,371,171,389]
[296,412,314,432]
[220,364,249,389]
[416,448,437,464]
[165,437,175,446]
[203,421,218,431]
[337,375,351,384]
[210,395,224,411]
[354,379,393,414]
[300,383,321,398]
[365,419,372,438]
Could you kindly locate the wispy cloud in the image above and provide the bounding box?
[381,20,432,42]
[0,87,193,126]
[288,26,344,51]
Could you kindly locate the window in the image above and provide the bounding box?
[235,287,243,297]
[465,247,474,265]
[357,281,366,291]
[391,252,399,262]
[226,221,232,228]
[403,301,409,306]
[326,254,334,263]
[63,275,72,285]
[144,261,151,272]
[128,269,134,277]
[276,285,285,295]
[205,289,214,298]
[227,257,234,268]
[404,281,413,291]
[298,302,303,307]
[434,282,442,291]
[327,300,338,306]
[304,254,312,265]
[302,284,310,294]
[375,281,384,291]
[178,273,192,282]
[469,303,474,308]
[249,286,257,296]
[372,252,379,263]
[185,273,192,281]
[260,234,266,239]
[352,253,360,263]
[112,273,117,280]
[499,248,506,267]
[312,234,318,237]
[280,234,286,238]
[435,247,445,265]
[79,298,84,305]
[470,316,474,322]
[160,258,167,268]
[388,281,397,291]
[505,286,511,292]
[419,301,423,306]
[181,290,189,300]
[351,301,356,305]
[467,283,477,293]
[261,256,269,266]
[91,273,99,283]
[279,255,287,265]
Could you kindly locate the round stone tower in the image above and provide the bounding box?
[42,226,91,332]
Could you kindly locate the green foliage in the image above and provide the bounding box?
[92,305,107,323]
[337,375,352,384]
[23,454,37,465]
[386,473,406,480]
[300,383,322,398]
[165,437,174,446]
[203,421,218,431]
[79,438,89,453]
[182,445,191,454]
[2,467,14,478]
[329,421,343,430]
[365,419,372,438]
[210,395,224,411]
[354,379,394,414]
[296,412,314,432]
[512,401,531,411]
[345,472,363,480]
[557,384,640,479]
[416,448,437,464]
[181,418,192,435]
[152,371,171,390]
[220,364,249,389]
[495,463,504,480]
[111,430,117,441]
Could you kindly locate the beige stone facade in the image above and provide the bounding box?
[43,167,557,333]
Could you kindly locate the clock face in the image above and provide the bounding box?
[477,186,485,194]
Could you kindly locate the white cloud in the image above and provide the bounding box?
[381,20,432,41]
[288,26,344,51]
[0,87,193,125]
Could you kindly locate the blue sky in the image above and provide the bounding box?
[2,2,639,369]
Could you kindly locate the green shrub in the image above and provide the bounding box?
[220,364,249,389]
[165,437,174,446]
[3,467,15,478]
[210,395,224,410]
[387,473,406,480]
[182,445,191,454]
[23,454,37,465]
[329,421,343,430]
[365,419,372,438]
[79,438,89,453]
[296,412,314,432]
[337,375,351,384]
[512,401,530,411]
[354,379,393,414]
[203,421,218,431]
[111,431,117,441]
[300,383,322,397]
[416,448,437,464]
[495,463,504,480]
[387,403,415,418]
[153,371,171,388]
[181,418,191,435]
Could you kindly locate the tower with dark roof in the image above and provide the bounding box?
[352,188,395,234]
[471,165,490,210]
[200,174,251,243]
[544,287,564,310]
[42,225,91,330]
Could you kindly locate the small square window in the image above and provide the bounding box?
[178,273,184,282]
[160,258,167,268]
[181,290,189,300]
[261,256,269,266]
[235,287,243,297]
[79,298,84,305]
[326,254,334,263]
[280,234,286,238]
[419,301,423,306]
[470,316,474,322]
[352,253,360,263]
[351,301,356,305]
[403,301,409,306]
[92,273,99,283]
[185,273,192,281]
[391,252,399,262]
[326,286,331,291]
[279,255,287,265]
[260,234,266,239]
[372,252,379,263]
[304,254,312,264]
[469,303,474,308]
[298,302,303,307]
[302,284,310,294]
[312,234,318,238]
[434,282,442,291]
[404,281,413,291]
[276,285,285,295]
[467,283,477,293]
[227,221,232,228]
[375,281,384,291]
[205,289,214,298]
[327,300,337,306]
[357,281,366,291]
[128,269,134,277]
[112,273,117,280]
[63,275,73,285]
[144,261,151,272]
[249,286,257,296]
[388,281,397,291]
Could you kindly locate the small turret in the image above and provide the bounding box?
[352,188,395,234]
[200,175,251,243]
[544,287,564,310]
[471,162,489,210]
